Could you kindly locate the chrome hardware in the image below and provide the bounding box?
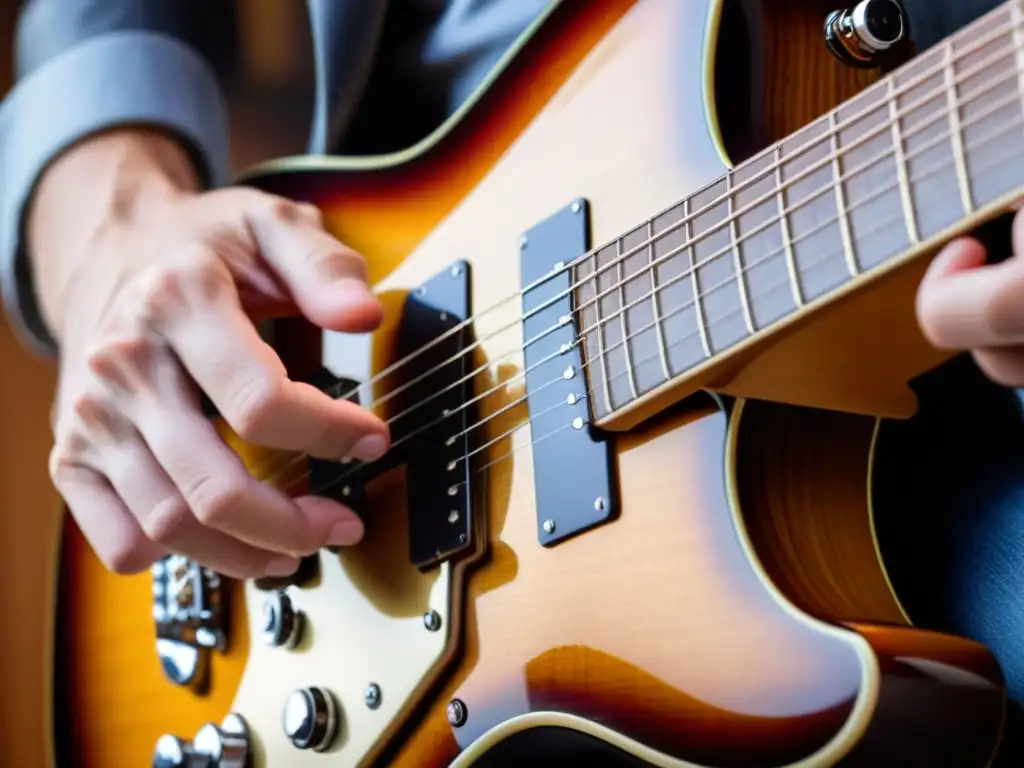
[446,698,468,727]
[825,0,907,69]
[423,610,442,632]
[282,687,340,752]
[153,714,250,768]
[261,591,303,649]
[364,682,382,709]
[152,556,227,688]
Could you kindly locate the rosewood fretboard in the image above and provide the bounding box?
[573,0,1024,423]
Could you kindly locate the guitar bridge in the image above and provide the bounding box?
[152,555,227,691]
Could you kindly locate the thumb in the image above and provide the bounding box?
[917,237,1024,349]
[245,198,384,333]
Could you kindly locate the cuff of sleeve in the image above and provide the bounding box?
[0,31,231,356]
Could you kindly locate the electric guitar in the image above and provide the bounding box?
[33,0,1024,764]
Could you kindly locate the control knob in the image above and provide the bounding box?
[261,591,303,649]
[152,714,250,768]
[282,686,340,752]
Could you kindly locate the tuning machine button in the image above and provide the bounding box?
[261,591,304,649]
[152,714,250,768]
[282,687,340,752]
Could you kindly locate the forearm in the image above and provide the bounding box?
[28,129,200,340]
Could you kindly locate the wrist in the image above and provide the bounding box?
[27,128,202,341]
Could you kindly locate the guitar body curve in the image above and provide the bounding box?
[48,0,1008,766]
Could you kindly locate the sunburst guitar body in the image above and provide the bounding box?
[37,0,1024,765]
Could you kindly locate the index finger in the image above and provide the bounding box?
[163,290,389,463]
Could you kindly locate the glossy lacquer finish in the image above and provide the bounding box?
[52,0,1007,766]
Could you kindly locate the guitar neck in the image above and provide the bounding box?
[575,0,1024,426]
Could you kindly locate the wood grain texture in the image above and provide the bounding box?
[0,309,61,768]
[48,1,1007,766]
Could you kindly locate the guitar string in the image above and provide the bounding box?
[428,122,1024,491]
[366,73,1024,442]
[256,58,1024,491]
[257,26,1018,498]
[280,111,1024,499]
[287,14,1019,422]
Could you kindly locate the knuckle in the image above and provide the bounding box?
[139,497,191,543]
[297,202,324,226]
[102,533,155,575]
[229,375,281,441]
[267,196,303,223]
[135,247,228,323]
[302,242,367,281]
[188,474,245,528]
[85,334,155,388]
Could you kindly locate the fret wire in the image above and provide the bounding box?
[646,219,672,379]
[615,237,639,399]
[579,106,1024,400]
[828,112,860,276]
[535,26,1019,354]
[447,125,1024,492]
[581,115,1024,411]
[774,144,804,306]
[566,33,1022,354]
[684,196,713,358]
[1014,2,1024,114]
[727,170,756,333]
[578,68,1022,397]
[944,41,975,215]
[581,256,614,416]
[888,76,920,243]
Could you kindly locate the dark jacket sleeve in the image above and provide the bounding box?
[0,0,232,353]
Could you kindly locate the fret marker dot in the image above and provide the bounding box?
[563,365,576,380]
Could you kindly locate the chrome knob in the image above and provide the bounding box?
[153,735,203,768]
[825,0,908,69]
[261,591,304,649]
[282,687,340,752]
[153,714,250,768]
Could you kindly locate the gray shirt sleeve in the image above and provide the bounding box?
[0,0,232,355]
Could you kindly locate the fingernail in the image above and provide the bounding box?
[265,557,300,577]
[327,519,364,546]
[347,434,387,463]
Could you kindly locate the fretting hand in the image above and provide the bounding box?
[32,129,389,579]
[917,212,1024,387]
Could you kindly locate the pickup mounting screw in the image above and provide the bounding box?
[520,235,529,249]
[542,519,556,534]
[595,496,606,512]
[571,200,582,214]
[364,683,381,709]
[450,263,463,277]
[423,610,442,632]
[447,698,468,727]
